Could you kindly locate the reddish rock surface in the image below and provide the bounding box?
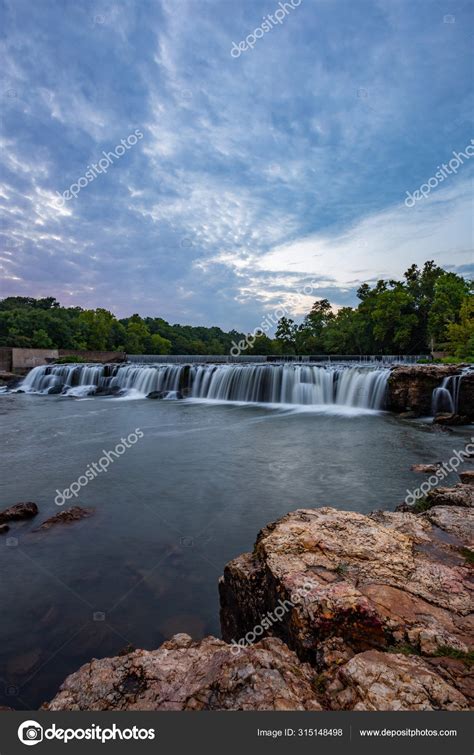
[326,650,469,711]
[219,505,473,708]
[44,634,322,711]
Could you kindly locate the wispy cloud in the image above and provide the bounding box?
[0,0,472,329]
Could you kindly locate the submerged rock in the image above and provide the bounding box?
[433,413,470,426]
[35,506,94,531]
[146,390,183,399]
[0,523,10,534]
[410,463,441,473]
[0,502,38,523]
[44,634,322,711]
[94,385,125,397]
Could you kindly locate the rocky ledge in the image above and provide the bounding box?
[44,634,322,711]
[219,489,473,710]
[387,364,473,419]
[43,481,473,712]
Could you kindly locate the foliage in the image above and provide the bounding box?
[0,262,471,357]
[0,297,246,355]
[54,355,87,364]
[443,296,474,361]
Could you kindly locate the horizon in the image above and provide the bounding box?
[1,0,473,333]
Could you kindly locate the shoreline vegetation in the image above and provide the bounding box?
[1,262,472,360]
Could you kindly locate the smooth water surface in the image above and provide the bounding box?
[0,392,471,708]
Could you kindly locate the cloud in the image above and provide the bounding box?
[0,0,472,330]
[254,176,474,289]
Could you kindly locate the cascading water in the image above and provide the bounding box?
[17,362,390,410]
[431,374,463,415]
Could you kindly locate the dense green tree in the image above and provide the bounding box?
[0,262,471,358]
[275,317,297,353]
[323,308,364,354]
[428,274,471,349]
[444,297,474,360]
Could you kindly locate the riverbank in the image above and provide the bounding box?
[42,477,473,711]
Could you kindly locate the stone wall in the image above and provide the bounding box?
[0,347,12,372]
[2,348,126,373]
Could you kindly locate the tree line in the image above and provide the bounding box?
[0,262,471,358]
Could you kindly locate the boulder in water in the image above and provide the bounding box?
[410,463,441,473]
[0,524,10,534]
[94,385,124,396]
[35,506,94,531]
[47,384,65,395]
[146,390,184,399]
[0,502,38,523]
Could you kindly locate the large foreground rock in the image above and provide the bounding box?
[44,634,322,711]
[219,506,473,706]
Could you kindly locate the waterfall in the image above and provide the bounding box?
[431,374,463,415]
[17,363,390,409]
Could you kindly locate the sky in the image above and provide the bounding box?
[0,0,473,331]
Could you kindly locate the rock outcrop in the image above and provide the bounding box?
[326,650,468,711]
[44,634,322,711]
[219,502,473,709]
[387,365,473,419]
[425,484,474,508]
[460,471,474,486]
